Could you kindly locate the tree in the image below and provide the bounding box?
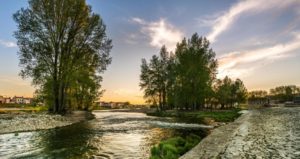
[270,85,300,102]
[231,79,247,105]
[14,0,112,113]
[140,46,170,111]
[215,76,247,108]
[215,76,232,108]
[174,33,217,110]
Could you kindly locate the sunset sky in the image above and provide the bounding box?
[1,0,300,104]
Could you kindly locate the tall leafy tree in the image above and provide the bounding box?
[231,78,248,105]
[140,46,170,111]
[215,76,232,108]
[14,0,112,113]
[174,33,217,110]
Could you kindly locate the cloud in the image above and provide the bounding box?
[218,33,300,78]
[0,39,17,48]
[131,17,146,25]
[206,0,300,43]
[195,12,223,27]
[131,17,183,51]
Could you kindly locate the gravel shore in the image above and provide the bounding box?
[0,111,94,134]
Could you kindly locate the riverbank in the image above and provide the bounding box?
[0,110,94,134]
[180,110,251,159]
[147,109,242,158]
[146,109,242,126]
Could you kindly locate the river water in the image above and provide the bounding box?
[0,111,208,159]
[221,107,300,159]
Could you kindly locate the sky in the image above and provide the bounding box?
[1,0,300,104]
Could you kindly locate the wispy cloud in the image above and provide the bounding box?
[131,17,183,51]
[218,33,300,78]
[195,12,223,27]
[0,39,17,48]
[131,17,146,25]
[206,0,300,43]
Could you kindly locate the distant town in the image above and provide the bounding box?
[0,95,33,104]
[0,95,145,109]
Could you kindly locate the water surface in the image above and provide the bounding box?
[0,111,207,159]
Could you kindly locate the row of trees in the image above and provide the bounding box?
[14,0,112,113]
[140,33,247,111]
[249,85,300,103]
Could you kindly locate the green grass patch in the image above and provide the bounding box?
[150,134,201,159]
[0,105,48,113]
[25,106,48,112]
[147,109,241,123]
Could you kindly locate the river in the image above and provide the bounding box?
[0,111,208,159]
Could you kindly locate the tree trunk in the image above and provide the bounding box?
[159,92,162,111]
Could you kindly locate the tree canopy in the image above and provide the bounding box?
[140,33,247,111]
[14,0,112,113]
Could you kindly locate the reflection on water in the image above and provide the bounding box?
[0,111,207,159]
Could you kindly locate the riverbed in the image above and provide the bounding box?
[0,111,208,158]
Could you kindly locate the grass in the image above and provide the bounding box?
[25,106,48,112]
[0,104,48,113]
[147,109,242,158]
[147,108,242,123]
[150,134,201,159]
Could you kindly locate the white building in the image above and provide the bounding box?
[11,96,32,104]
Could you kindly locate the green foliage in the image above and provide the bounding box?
[14,0,112,113]
[140,33,219,111]
[147,109,241,123]
[173,34,217,110]
[140,46,170,111]
[269,85,300,102]
[248,85,300,105]
[214,76,247,109]
[150,134,201,159]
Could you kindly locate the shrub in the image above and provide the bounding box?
[150,134,201,159]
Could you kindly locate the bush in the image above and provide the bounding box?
[150,134,201,159]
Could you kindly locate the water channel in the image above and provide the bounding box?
[0,111,208,159]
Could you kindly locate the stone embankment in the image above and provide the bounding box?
[181,107,300,159]
[180,110,251,159]
[0,111,94,134]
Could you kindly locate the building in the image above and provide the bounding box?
[0,96,4,104]
[99,102,112,108]
[23,98,32,104]
[10,96,33,104]
[12,96,25,104]
[4,97,12,104]
[0,95,32,104]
